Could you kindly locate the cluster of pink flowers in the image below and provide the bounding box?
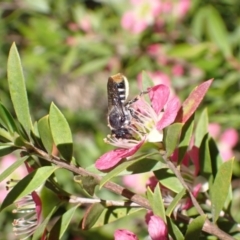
[121,0,191,34]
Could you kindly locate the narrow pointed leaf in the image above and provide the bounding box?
[199,135,212,179]
[154,169,183,193]
[152,185,166,222]
[206,6,231,57]
[185,215,206,240]
[49,103,73,161]
[38,115,53,154]
[7,43,32,134]
[33,203,60,240]
[166,189,186,216]
[175,79,213,123]
[49,204,79,239]
[195,108,209,148]
[167,217,184,240]
[0,128,14,142]
[0,156,27,183]
[81,203,105,229]
[178,115,194,163]
[0,103,18,134]
[211,159,233,222]
[1,166,58,211]
[0,144,17,156]
[83,204,144,229]
[164,123,183,157]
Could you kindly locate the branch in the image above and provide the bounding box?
[30,145,151,210]
[28,145,234,240]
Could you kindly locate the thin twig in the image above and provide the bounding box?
[69,196,141,207]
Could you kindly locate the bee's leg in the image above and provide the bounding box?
[124,90,149,107]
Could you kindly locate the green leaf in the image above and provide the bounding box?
[0,156,27,183]
[32,203,60,240]
[167,43,209,60]
[7,43,32,134]
[185,215,207,240]
[195,108,209,148]
[83,204,145,229]
[206,5,232,57]
[154,168,183,193]
[167,217,184,240]
[211,159,234,222]
[0,144,17,156]
[199,135,212,179]
[49,204,79,239]
[74,175,98,196]
[49,103,73,161]
[166,189,186,217]
[0,128,14,142]
[76,58,109,75]
[177,115,194,163]
[0,166,58,211]
[0,103,18,134]
[164,123,183,157]
[38,115,53,154]
[81,203,105,229]
[152,185,166,222]
[191,7,207,39]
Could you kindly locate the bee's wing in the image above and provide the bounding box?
[107,74,128,116]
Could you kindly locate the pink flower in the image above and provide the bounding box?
[146,212,168,240]
[121,0,162,34]
[114,214,168,240]
[172,64,184,77]
[95,77,181,171]
[114,229,139,240]
[123,172,153,194]
[11,163,45,239]
[208,123,238,161]
[174,0,191,18]
[12,190,44,239]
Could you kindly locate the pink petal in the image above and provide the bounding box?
[149,84,170,115]
[219,147,234,162]
[95,141,144,171]
[220,128,239,148]
[208,123,221,139]
[181,183,201,210]
[148,215,168,240]
[175,79,213,123]
[31,191,42,224]
[114,229,139,240]
[157,96,181,130]
[188,146,200,176]
[145,210,154,224]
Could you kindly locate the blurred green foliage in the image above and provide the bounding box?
[0,0,240,239]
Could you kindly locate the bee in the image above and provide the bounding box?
[107,73,143,139]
